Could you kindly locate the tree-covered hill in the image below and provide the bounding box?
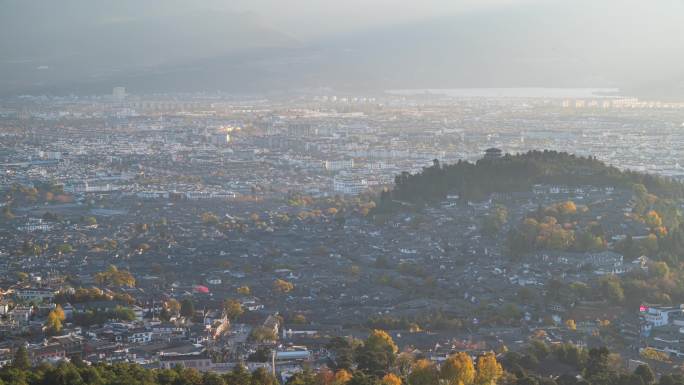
[375,150,684,212]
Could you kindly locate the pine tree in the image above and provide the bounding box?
[13,345,30,370]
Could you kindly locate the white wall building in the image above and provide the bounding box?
[333,174,368,195]
[324,159,354,171]
[641,305,684,328]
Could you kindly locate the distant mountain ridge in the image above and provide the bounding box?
[2,1,683,98]
[0,2,295,95]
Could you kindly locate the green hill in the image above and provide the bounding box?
[375,150,684,213]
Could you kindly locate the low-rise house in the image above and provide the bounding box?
[643,324,684,357]
[0,350,12,368]
[48,334,84,360]
[72,300,122,314]
[276,349,311,362]
[10,306,32,324]
[641,304,684,333]
[282,326,323,340]
[587,251,627,275]
[126,328,153,344]
[188,324,209,344]
[159,352,212,371]
[0,301,10,315]
[151,322,187,341]
[203,309,225,326]
[31,344,66,364]
[263,314,280,337]
[62,303,74,320]
[241,298,263,311]
[15,288,56,303]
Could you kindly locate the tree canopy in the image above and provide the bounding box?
[374,150,684,213]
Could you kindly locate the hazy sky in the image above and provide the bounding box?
[2,0,684,95]
[179,0,684,42]
[222,0,543,39]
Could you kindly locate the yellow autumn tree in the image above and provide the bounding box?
[223,299,244,320]
[94,265,135,287]
[46,311,62,333]
[45,306,66,335]
[558,201,577,215]
[645,210,663,228]
[237,285,251,295]
[654,226,668,237]
[166,298,181,315]
[315,367,335,385]
[366,329,398,354]
[441,352,476,385]
[381,373,402,385]
[273,279,294,294]
[409,359,439,385]
[200,212,219,225]
[640,347,671,363]
[475,352,503,385]
[334,369,353,385]
[53,304,65,321]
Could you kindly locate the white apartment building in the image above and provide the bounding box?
[641,305,684,328]
[324,159,354,171]
[333,174,368,195]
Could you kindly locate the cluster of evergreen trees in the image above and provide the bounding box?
[374,151,684,213]
[501,342,668,385]
[1,346,277,385]
[2,337,684,385]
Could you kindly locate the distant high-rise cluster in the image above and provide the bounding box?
[561,97,684,109]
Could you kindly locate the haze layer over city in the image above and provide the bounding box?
[2,2,684,385]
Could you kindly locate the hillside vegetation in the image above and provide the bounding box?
[374,150,684,213]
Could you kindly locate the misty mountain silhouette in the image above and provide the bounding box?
[2,1,683,98]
